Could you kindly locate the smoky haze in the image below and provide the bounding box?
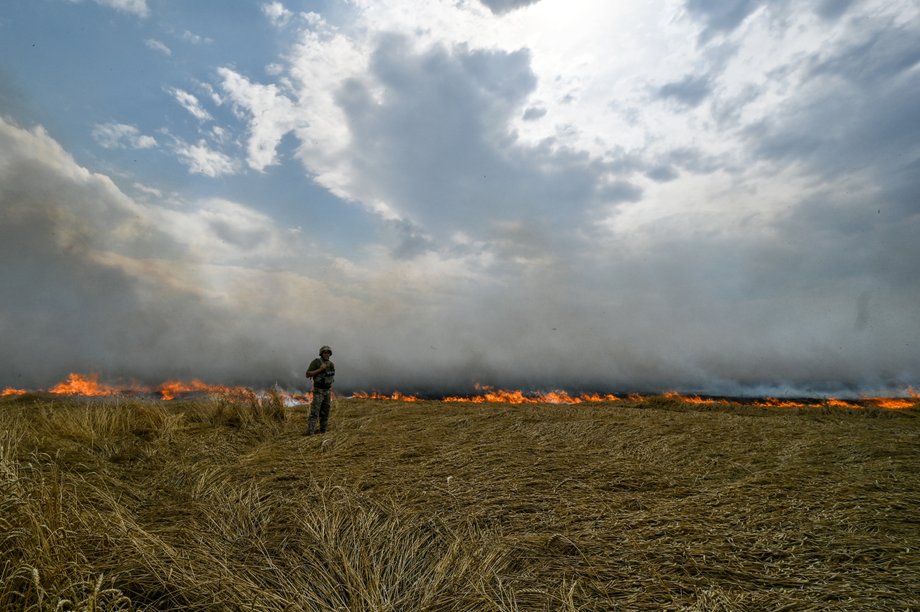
[2,116,918,397]
[1,1,919,398]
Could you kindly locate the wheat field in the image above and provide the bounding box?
[1,392,918,610]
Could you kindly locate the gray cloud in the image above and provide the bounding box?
[337,35,636,243]
[522,106,546,121]
[815,0,855,21]
[751,21,920,192]
[598,180,643,203]
[657,75,713,107]
[807,24,920,89]
[645,165,678,182]
[685,0,859,44]
[684,0,762,41]
[383,218,435,260]
[479,0,541,16]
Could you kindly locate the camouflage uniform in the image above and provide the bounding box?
[307,346,335,434]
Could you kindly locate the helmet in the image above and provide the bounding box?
[319,345,332,356]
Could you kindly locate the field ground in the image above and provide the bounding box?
[1,393,919,610]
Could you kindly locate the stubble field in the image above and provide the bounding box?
[1,393,918,610]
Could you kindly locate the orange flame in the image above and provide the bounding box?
[50,373,121,397]
[281,391,313,405]
[867,397,916,410]
[825,398,859,409]
[577,392,622,403]
[663,391,717,405]
[156,379,249,400]
[442,389,620,404]
[751,397,807,408]
[351,391,420,402]
[10,373,258,401]
[7,373,920,411]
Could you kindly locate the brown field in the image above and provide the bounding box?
[1,393,919,611]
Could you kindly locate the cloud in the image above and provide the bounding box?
[92,122,157,149]
[806,23,920,90]
[172,139,240,176]
[645,165,679,182]
[217,67,303,171]
[741,14,920,292]
[684,0,762,41]
[478,0,542,16]
[300,34,640,244]
[815,0,855,20]
[181,30,212,45]
[152,197,298,263]
[94,0,149,17]
[750,18,920,183]
[521,106,546,121]
[266,29,639,249]
[657,75,712,107]
[262,1,293,27]
[144,38,171,56]
[169,88,213,122]
[132,182,162,198]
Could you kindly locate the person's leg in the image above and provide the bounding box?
[319,390,331,433]
[308,391,322,434]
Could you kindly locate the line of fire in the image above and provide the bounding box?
[2,373,918,410]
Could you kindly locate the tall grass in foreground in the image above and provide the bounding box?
[1,393,918,610]
[0,395,517,611]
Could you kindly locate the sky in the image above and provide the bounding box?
[1,0,919,397]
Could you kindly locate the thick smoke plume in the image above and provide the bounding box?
[2,115,918,397]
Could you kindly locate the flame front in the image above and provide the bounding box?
[752,397,807,408]
[825,398,858,408]
[156,379,248,400]
[869,398,915,409]
[3,374,919,410]
[3,373,255,401]
[443,389,620,404]
[663,392,716,405]
[351,391,420,402]
[50,373,122,396]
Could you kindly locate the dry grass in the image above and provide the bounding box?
[1,393,918,610]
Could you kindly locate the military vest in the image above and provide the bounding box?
[312,358,335,389]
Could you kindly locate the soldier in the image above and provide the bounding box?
[306,345,335,435]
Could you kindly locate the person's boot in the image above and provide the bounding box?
[307,418,317,435]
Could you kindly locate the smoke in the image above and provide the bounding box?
[1,112,918,396]
[0,118,300,388]
[2,0,919,397]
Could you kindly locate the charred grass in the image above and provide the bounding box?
[1,393,918,610]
